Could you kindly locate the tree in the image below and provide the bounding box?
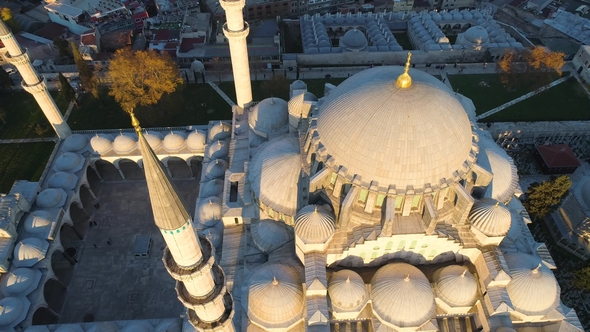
[1,8,21,33]
[58,72,78,107]
[497,46,566,90]
[108,48,182,114]
[71,41,97,96]
[260,74,290,100]
[53,38,71,61]
[0,69,14,90]
[523,175,572,219]
[572,266,590,290]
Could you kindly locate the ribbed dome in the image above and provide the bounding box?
[371,263,435,327]
[294,205,335,243]
[469,198,512,237]
[54,152,84,173]
[251,219,293,253]
[196,197,222,226]
[328,270,368,311]
[36,188,67,208]
[249,98,289,137]
[199,179,224,197]
[13,238,49,267]
[209,121,231,141]
[248,263,304,329]
[248,136,301,218]
[55,326,84,332]
[0,297,29,328]
[143,131,162,150]
[90,134,112,154]
[505,252,559,315]
[340,29,368,50]
[205,159,228,180]
[163,132,186,153]
[206,140,229,159]
[186,130,206,152]
[48,172,79,190]
[1,268,42,296]
[62,134,88,152]
[435,265,478,307]
[477,135,518,203]
[121,321,153,332]
[24,210,53,234]
[315,66,476,192]
[113,133,136,154]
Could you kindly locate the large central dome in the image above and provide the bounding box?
[315,66,476,190]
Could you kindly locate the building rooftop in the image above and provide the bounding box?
[536,144,581,168]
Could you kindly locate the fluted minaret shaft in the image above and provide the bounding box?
[220,0,252,108]
[0,21,71,138]
[131,114,234,331]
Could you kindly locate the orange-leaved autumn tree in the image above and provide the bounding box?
[108,48,183,114]
[497,46,565,90]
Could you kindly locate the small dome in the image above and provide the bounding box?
[87,321,119,332]
[113,133,137,154]
[186,130,206,152]
[251,219,293,253]
[328,270,368,311]
[24,210,53,235]
[205,159,228,180]
[54,152,84,173]
[371,263,435,327]
[209,121,231,141]
[90,134,112,154]
[1,268,42,296]
[36,188,67,208]
[163,132,186,153]
[121,321,153,332]
[435,265,478,307]
[463,26,489,45]
[294,205,335,244]
[248,264,304,329]
[205,140,229,159]
[62,134,88,152]
[201,226,223,248]
[477,135,518,203]
[290,80,307,90]
[505,252,559,315]
[340,29,368,50]
[469,198,512,237]
[0,297,29,329]
[199,179,224,197]
[143,132,162,150]
[13,238,49,267]
[55,326,85,332]
[196,197,222,227]
[248,98,289,137]
[48,172,79,190]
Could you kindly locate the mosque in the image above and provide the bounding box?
[0,1,586,331]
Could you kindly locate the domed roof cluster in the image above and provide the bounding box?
[434,265,478,307]
[248,98,289,138]
[294,205,335,244]
[90,130,209,156]
[248,263,304,329]
[312,66,477,192]
[371,263,435,327]
[251,219,293,253]
[328,270,368,311]
[469,198,512,237]
[13,237,49,268]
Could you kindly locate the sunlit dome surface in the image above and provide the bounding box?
[13,237,49,267]
[186,130,206,152]
[90,134,112,154]
[206,140,229,159]
[209,121,231,141]
[24,210,53,234]
[328,269,368,311]
[143,131,162,150]
[469,198,512,237]
[435,265,478,307]
[113,133,137,154]
[294,205,335,243]
[196,197,222,226]
[248,97,289,137]
[163,132,185,153]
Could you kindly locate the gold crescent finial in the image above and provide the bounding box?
[396,52,413,89]
[130,112,142,135]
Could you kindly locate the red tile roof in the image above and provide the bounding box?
[179,37,205,52]
[536,144,581,168]
[81,31,97,46]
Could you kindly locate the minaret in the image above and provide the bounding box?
[220,0,252,108]
[131,114,234,331]
[0,20,71,138]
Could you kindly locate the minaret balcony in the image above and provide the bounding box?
[187,291,235,331]
[22,78,48,94]
[222,22,249,40]
[163,236,215,282]
[5,50,30,67]
[176,264,228,322]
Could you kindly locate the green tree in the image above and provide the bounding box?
[71,41,97,96]
[53,38,71,61]
[58,72,78,107]
[108,48,182,114]
[523,175,572,219]
[0,69,14,90]
[1,8,21,33]
[572,266,590,290]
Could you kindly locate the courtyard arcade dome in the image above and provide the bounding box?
[328,269,368,311]
[315,66,476,191]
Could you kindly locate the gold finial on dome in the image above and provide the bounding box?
[130,113,142,135]
[396,52,413,89]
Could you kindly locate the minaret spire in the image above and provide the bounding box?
[0,20,71,138]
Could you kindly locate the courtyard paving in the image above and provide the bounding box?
[58,178,200,323]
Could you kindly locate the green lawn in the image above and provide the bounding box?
[0,142,55,193]
[68,83,233,130]
[0,91,69,139]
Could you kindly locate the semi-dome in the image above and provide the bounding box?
[435,265,478,307]
[328,269,368,311]
[315,66,476,192]
[36,188,67,208]
[251,219,293,253]
[247,136,301,218]
[505,252,559,315]
[209,121,231,141]
[205,159,228,179]
[371,263,435,327]
[199,179,224,197]
[48,172,79,190]
[205,140,229,159]
[113,133,137,154]
[24,210,53,235]
[163,132,186,153]
[13,237,49,267]
[186,130,206,152]
[340,28,368,50]
[248,97,289,138]
[248,263,304,329]
[463,26,489,45]
[0,297,29,329]
[54,152,84,173]
[294,205,335,243]
[196,197,222,226]
[477,134,518,203]
[143,131,162,150]
[90,134,112,154]
[1,268,42,296]
[62,134,88,152]
[55,326,85,332]
[469,198,512,237]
